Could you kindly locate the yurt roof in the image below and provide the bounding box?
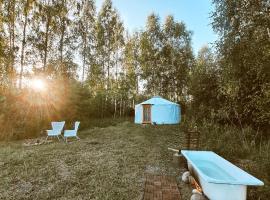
[140,96,178,105]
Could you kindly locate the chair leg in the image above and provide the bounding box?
[57,136,60,141]
[76,136,80,140]
[46,136,49,141]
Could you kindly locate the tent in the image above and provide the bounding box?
[134,96,180,124]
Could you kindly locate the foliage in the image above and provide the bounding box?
[188,0,270,135]
[210,0,270,131]
[139,14,193,101]
[0,0,268,141]
[0,0,269,198]
[188,46,220,118]
[74,0,96,81]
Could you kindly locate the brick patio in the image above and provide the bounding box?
[143,174,181,200]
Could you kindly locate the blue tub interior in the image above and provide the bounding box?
[181,150,264,186]
[196,160,237,182]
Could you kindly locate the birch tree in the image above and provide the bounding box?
[75,0,96,81]
[30,0,59,71]
[18,0,35,88]
[211,0,270,128]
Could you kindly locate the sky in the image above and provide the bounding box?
[96,0,218,54]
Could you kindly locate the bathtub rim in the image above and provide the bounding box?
[181,150,264,186]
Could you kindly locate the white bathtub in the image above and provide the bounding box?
[181,150,264,200]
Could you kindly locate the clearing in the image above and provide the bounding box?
[0,121,192,200]
[0,120,268,199]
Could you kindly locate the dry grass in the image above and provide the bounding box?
[0,121,185,200]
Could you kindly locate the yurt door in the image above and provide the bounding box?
[142,105,151,123]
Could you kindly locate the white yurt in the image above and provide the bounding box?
[134,96,181,124]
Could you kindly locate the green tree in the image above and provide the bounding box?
[75,0,96,81]
[211,0,270,129]
[189,45,219,118]
[139,14,193,101]
[0,0,9,88]
[18,0,35,88]
[161,15,193,101]
[30,0,60,70]
[2,0,18,86]
[123,32,140,107]
[139,14,162,95]
[94,0,124,117]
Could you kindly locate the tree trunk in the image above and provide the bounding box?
[7,0,16,87]
[107,59,109,89]
[101,95,104,118]
[123,100,125,116]
[59,19,65,64]
[82,34,86,81]
[114,98,117,118]
[19,11,28,89]
[119,97,122,117]
[43,16,51,70]
[136,75,139,94]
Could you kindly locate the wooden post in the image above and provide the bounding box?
[184,131,200,150]
[187,132,190,150]
[196,131,200,150]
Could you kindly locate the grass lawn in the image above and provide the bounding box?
[0,121,187,200]
[0,120,269,199]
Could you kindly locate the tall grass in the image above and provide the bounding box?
[183,118,270,199]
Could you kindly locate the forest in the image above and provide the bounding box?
[0,0,269,140]
[0,0,270,199]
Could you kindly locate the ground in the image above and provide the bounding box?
[0,121,194,200]
[0,120,268,200]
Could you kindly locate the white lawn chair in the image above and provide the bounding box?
[46,121,65,141]
[64,121,80,142]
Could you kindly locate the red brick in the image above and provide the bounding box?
[144,192,153,200]
[145,185,154,192]
[153,191,162,200]
[171,193,181,200]
[170,185,179,191]
[143,174,181,200]
[154,181,162,186]
[162,192,171,200]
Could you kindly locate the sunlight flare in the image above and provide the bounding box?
[30,78,47,91]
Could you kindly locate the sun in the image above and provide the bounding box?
[31,78,47,91]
